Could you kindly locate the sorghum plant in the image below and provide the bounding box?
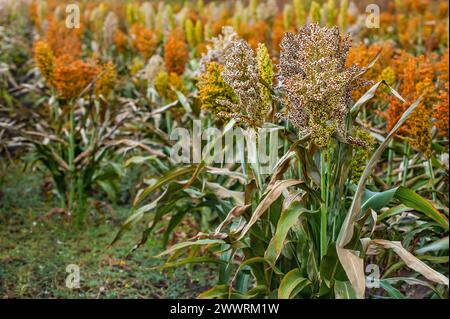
[17,39,137,227]
[125,25,448,299]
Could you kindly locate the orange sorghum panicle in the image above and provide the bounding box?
[386,51,436,156]
[130,24,158,59]
[436,49,449,82]
[114,30,128,53]
[45,17,83,58]
[34,40,55,85]
[346,41,395,100]
[238,21,267,51]
[164,28,189,75]
[434,82,449,138]
[53,55,100,100]
[271,14,285,53]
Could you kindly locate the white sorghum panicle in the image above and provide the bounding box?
[103,12,118,47]
[198,26,238,74]
[218,39,267,127]
[142,54,165,86]
[279,23,367,147]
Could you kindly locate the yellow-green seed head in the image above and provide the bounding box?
[380,66,396,86]
[326,0,337,27]
[195,20,204,45]
[283,4,294,30]
[126,3,139,26]
[349,128,375,183]
[257,43,273,111]
[197,62,237,116]
[197,0,205,17]
[339,0,349,31]
[250,0,258,20]
[166,5,176,30]
[185,19,196,47]
[293,0,305,27]
[310,1,321,24]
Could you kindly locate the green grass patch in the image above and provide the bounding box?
[0,165,216,298]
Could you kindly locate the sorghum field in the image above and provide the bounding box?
[0,0,449,300]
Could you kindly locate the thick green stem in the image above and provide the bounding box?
[255,136,264,191]
[68,107,76,220]
[297,159,303,180]
[387,140,394,186]
[427,157,437,202]
[76,176,86,227]
[320,150,328,258]
[401,141,410,186]
[165,110,172,133]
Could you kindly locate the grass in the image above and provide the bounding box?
[0,164,216,299]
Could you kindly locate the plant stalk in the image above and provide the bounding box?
[387,140,394,186]
[401,141,410,186]
[320,150,328,258]
[427,157,437,202]
[68,106,76,224]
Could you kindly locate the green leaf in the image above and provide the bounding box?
[197,285,229,299]
[361,188,398,213]
[395,187,449,230]
[110,185,180,246]
[235,256,284,277]
[334,280,357,299]
[157,257,227,270]
[124,155,157,167]
[265,201,315,265]
[184,160,206,189]
[238,180,318,240]
[278,269,309,299]
[361,186,448,230]
[379,280,406,299]
[175,91,192,114]
[320,243,347,287]
[134,165,197,206]
[415,237,449,255]
[339,95,422,247]
[383,277,443,298]
[378,204,410,221]
[198,285,263,299]
[156,239,226,257]
[205,182,245,205]
[162,209,189,248]
[237,179,303,240]
[96,180,117,202]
